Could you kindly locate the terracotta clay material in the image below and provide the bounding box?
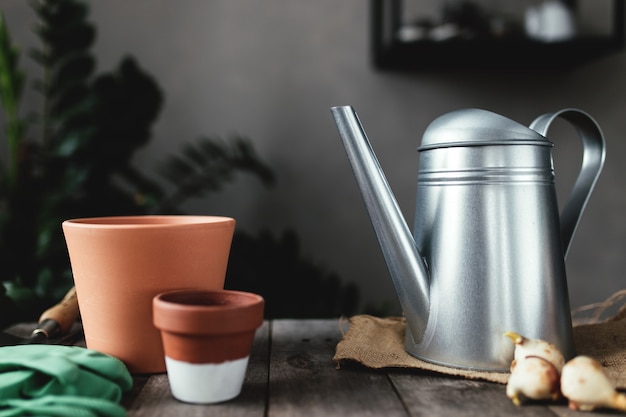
[62,215,235,374]
[153,289,265,363]
[153,289,264,403]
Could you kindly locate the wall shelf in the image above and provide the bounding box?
[371,0,625,71]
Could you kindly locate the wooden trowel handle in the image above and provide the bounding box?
[37,286,80,336]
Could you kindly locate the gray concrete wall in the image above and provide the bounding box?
[2,1,625,314]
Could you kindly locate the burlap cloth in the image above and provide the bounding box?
[334,305,626,388]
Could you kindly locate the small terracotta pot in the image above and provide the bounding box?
[62,215,235,374]
[153,289,264,404]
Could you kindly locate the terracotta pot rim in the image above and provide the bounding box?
[63,215,235,229]
[153,289,264,335]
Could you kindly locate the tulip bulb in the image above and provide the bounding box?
[506,355,561,406]
[561,356,626,412]
[504,331,565,372]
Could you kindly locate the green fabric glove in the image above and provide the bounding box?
[0,345,132,417]
[0,396,126,417]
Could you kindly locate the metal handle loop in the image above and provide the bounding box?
[529,109,606,258]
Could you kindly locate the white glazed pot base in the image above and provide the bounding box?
[165,355,250,404]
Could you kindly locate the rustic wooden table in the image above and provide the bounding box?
[4,319,613,416]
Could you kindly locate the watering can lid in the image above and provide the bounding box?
[419,108,551,151]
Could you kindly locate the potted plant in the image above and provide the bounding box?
[0,0,358,325]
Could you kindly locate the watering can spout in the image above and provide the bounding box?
[330,106,430,341]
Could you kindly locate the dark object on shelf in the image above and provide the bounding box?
[371,0,625,71]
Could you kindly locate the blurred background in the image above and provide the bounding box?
[1,0,625,317]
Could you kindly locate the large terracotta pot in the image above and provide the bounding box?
[62,215,235,373]
[153,289,264,403]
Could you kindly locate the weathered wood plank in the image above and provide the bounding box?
[126,320,270,417]
[121,376,150,410]
[268,319,408,417]
[548,404,619,417]
[390,373,558,417]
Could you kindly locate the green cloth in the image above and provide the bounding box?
[0,345,132,417]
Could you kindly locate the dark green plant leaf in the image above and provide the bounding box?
[0,12,25,107]
[90,56,163,167]
[48,81,90,115]
[153,136,276,212]
[53,128,93,156]
[50,54,95,89]
[31,0,94,59]
[0,10,28,188]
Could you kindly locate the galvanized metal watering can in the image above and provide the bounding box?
[331,106,606,372]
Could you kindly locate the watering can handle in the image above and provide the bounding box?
[529,109,606,258]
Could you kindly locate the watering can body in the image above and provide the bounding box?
[331,106,605,372]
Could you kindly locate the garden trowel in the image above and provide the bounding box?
[0,287,80,346]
